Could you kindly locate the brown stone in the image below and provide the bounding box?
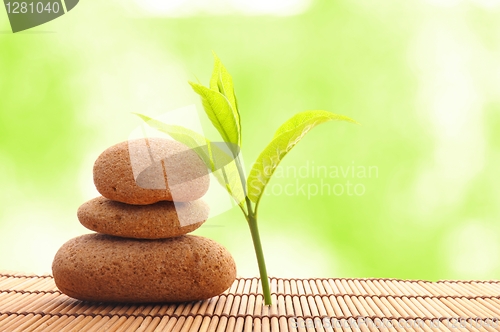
[52,234,236,303]
[93,138,209,205]
[77,196,209,239]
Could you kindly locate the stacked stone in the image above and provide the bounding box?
[52,138,236,303]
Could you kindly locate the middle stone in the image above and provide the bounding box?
[78,196,209,239]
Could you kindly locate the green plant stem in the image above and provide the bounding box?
[233,155,272,306]
[246,210,272,306]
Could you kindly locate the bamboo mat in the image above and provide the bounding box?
[0,273,499,332]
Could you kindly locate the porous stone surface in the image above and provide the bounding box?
[52,234,236,303]
[93,138,209,205]
[77,196,209,239]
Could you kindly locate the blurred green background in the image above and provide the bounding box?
[1,0,500,280]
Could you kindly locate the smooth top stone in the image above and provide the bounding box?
[77,196,209,239]
[93,138,210,205]
[52,234,237,303]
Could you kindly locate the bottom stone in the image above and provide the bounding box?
[52,234,236,303]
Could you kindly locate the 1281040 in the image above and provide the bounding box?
[5,2,60,14]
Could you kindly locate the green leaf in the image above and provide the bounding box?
[213,157,246,207]
[209,52,221,91]
[189,82,240,152]
[208,52,241,146]
[134,113,246,206]
[246,110,358,204]
[134,113,210,163]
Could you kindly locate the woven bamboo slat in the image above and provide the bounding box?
[0,272,498,331]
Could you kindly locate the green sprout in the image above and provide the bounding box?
[135,53,357,305]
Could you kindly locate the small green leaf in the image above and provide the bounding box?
[209,53,241,146]
[246,110,358,204]
[209,52,222,91]
[134,113,210,163]
[213,157,246,207]
[217,65,237,113]
[189,82,240,153]
[134,113,246,206]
